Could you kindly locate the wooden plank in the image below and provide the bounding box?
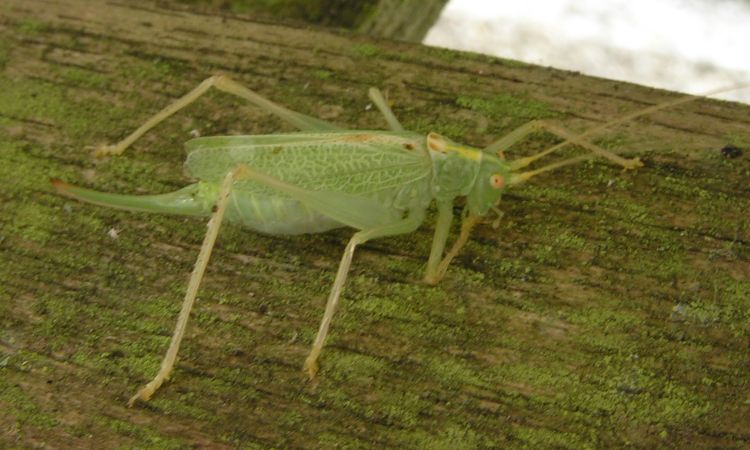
[1,1,749,448]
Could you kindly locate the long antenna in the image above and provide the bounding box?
[507,82,750,184]
[537,83,750,163]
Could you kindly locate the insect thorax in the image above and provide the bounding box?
[427,132,482,202]
[426,132,510,215]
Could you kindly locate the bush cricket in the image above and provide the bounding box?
[51,74,743,406]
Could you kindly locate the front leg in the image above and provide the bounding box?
[483,120,642,170]
[424,209,483,285]
[423,200,454,284]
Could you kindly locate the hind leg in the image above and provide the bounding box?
[97,75,340,157]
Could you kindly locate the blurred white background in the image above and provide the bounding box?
[424,0,750,103]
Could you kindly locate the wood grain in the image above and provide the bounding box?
[1,1,749,448]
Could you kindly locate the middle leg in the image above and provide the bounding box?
[303,212,424,379]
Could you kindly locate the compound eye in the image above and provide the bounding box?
[490,173,505,189]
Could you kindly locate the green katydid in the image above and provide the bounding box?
[50,74,738,407]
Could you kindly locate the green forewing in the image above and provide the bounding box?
[184,131,432,198]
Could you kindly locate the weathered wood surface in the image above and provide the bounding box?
[1,1,749,448]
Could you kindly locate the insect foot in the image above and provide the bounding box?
[128,378,162,407]
[304,352,320,380]
[302,340,323,381]
[93,142,126,158]
[622,157,644,170]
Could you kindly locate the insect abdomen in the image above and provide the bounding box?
[226,190,342,235]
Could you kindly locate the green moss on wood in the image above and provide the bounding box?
[2,1,749,448]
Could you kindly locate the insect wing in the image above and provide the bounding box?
[184,131,432,198]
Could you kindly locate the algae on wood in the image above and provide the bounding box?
[1,0,749,448]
